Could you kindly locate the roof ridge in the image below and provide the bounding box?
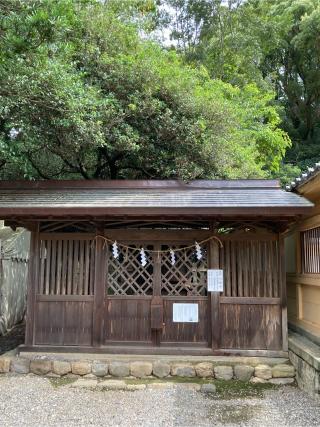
[286,161,320,192]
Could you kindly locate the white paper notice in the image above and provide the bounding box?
[172,303,199,323]
[207,269,224,292]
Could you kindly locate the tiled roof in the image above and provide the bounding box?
[0,180,313,216]
[286,162,320,192]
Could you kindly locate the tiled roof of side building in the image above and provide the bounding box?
[286,162,320,192]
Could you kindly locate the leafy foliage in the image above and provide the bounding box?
[162,0,320,179]
[0,0,290,180]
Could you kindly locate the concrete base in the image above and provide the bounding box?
[18,351,289,367]
[289,331,320,396]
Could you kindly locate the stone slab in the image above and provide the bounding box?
[147,382,174,389]
[19,351,289,367]
[269,378,295,385]
[272,364,295,378]
[289,332,320,371]
[127,384,147,391]
[175,383,201,391]
[201,383,216,393]
[70,379,98,389]
[97,380,127,390]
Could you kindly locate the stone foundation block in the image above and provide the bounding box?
[171,364,195,378]
[130,361,153,378]
[272,364,295,378]
[109,362,130,377]
[30,360,52,375]
[11,358,30,374]
[92,362,108,377]
[52,361,71,376]
[0,358,11,373]
[71,361,91,376]
[254,364,272,380]
[152,361,170,378]
[214,365,233,380]
[234,365,254,381]
[195,362,214,378]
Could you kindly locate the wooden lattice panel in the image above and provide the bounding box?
[107,245,154,295]
[160,245,207,296]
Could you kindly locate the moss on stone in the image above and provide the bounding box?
[49,377,76,388]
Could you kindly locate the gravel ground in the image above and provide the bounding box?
[0,375,319,427]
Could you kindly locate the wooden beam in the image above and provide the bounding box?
[25,223,40,346]
[208,230,220,351]
[220,297,281,305]
[92,229,106,347]
[279,234,288,352]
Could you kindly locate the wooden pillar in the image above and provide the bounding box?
[208,238,221,350]
[25,223,40,346]
[279,233,288,352]
[92,228,106,347]
[151,243,162,346]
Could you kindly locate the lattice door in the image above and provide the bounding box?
[107,244,154,295]
[160,244,207,296]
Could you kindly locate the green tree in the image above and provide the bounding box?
[161,0,320,177]
[0,0,290,180]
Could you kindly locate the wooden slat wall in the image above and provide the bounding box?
[104,297,152,343]
[219,302,282,350]
[301,227,320,273]
[221,240,279,298]
[38,238,95,296]
[34,299,93,345]
[161,297,208,344]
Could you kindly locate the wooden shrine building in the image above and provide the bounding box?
[0,179,313,357]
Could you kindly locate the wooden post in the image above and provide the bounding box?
[279,234,288,352]
[25,223,40,346]
[208,237,220,350]
[92,228,106,347]
[152,243,162,346]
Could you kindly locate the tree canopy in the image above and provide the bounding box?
[161,0,320,180]
[0,0,297,180]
